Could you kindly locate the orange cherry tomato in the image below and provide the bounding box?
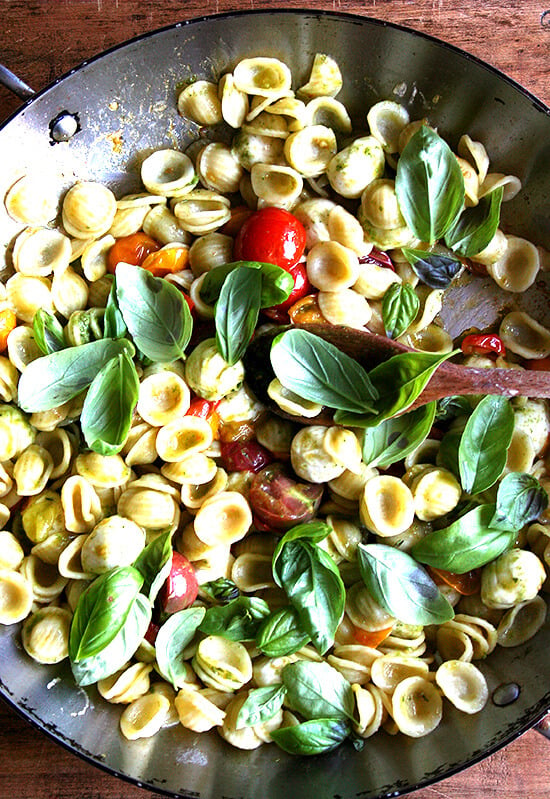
[220,205,254,237]
[107,232,160,273]
[527,356,550,371]
[288,293,325,325]
[141,245,189,277]
[428,566,481,596]
[0,308,17,352]
[353,625,393,648]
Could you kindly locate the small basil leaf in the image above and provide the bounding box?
[80,352,139,455]
[401,249,462,289]
[382,283,420,339]
[282,660,355,722]
[435,395,473,422]
[270,718,350,755]
[133,530,173,602]
[155,607,206,689]
[395,126,465,243]
[200,261,293,307]
[115,263,192,362]
[199,596,270,641]
[362,402,436,469]
[103,280,128,340]
[69,566,144,662]
[71,593,151,687]
[236,684,287,729]
[215,266,262,365]
[491,472,548,530]
[412,503,516,572]
[445,186,504,257]
[357,543,454,625]
[17,337,134,412]
[270,328,378,414]
[459,395,514,493]
[256,607,310,657]
[33,309,66,354]
[272,520,332,574]
[200,578,241,605]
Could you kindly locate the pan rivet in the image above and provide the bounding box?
[49,111,80,144]
[492,682,521,706]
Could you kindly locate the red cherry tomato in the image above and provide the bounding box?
[249,463,323,531]
[159,551,199,617]
[234,207,307,271]
[220,440,274,473]
[263,261,312,322]
[107,232,160,273]
[461,333,505,357]
[144,620,160,646]
[428,566,481,596]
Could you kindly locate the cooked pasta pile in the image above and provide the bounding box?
[1,53,550,754]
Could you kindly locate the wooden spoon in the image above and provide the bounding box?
[244,323,550,424]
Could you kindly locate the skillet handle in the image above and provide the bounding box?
[534,713,550,740]
[0,64,34,100]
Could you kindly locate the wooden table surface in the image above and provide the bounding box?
[0,1,549,798]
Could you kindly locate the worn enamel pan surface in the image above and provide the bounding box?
[1,9,549,799]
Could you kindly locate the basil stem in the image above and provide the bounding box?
[458,395,514,494]
[395,126,465,243]
[215,266,263,365]
[382,282,420,339]
[445,186,504,257]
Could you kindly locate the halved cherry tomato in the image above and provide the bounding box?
[141,245,189,277]
[428,566,481,596]
[461,333,505,357]
[527,356,550,371]
[0,308,17,352]
[233,207,307,271]
[353,625,393,648]
[288,293,325,325]
[359,247,395,271]
[263,261,311,322]
[107,232,160,273]
[220,205,254,237]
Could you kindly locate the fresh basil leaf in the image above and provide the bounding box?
[69,566,144,662]
[282,660,355,722]
[435,395,473,422]
[103,280,128,339]
[17,337,134,412]
[362,402,436,469]
[459,395,514,493]
[199,596,270,641]
[401,249,462,289]
[412,503,516,572]
[272,520,332,572]
[274,539,345,655]
[236,684,287,729]
[270,328,378,414]
[215,266,263,365]
[33,309,66,354]
[155,607,206,689]
[115,262,192,362]
[491,472,548,530]
[395,126,465,243]
[357,543,454,625]
[382,283,420,339]
[200,261,293,308]
[80,352,139,455]
[256,607,310,657]
[200,577,240,605]
[271,717,350,755]
[133,530,173,602]
[437,426,463,478]
[71,593,151,687]
[445,187,504,257]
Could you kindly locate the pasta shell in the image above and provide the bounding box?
[318,289,371,329]
[61,475,103,533]
[306,240,359,291]
[13,226,71,276]
[155,416,213,462]
[219,73,249,129]
[20,553,68,603]
[0,531,24,571]
[0,569,33,623]
[142,204,192,245]
[62,181,117,239]
[21,606,72,664]
[499,311,550,359]
[0,355,19,402]
[486,235,540,291]
[391,676,442,737]
[297,53,342,99]
[6,273,54,323]
[250,163,303,208]
[98,662,153,704]
[117,485,179,532]
[75,452,131,489]
[197,143,243,194]
[435,660,488,713]
[193,490,252,546]
[80,234,115,281]
[137,370,191,426]
[233,57,292,97]
[120,693,171,740]
[306,96,352,133]
[178,80,223,125]
[193,636,253,692]
[141,149,196,197]
[231,131,285,171]
[367,101,410,153]
[81,515,146,574]
[173,190,231,235]
[496,596,547,647]
[175,684,226,732]
[360,475,415,537]
[284,125,337,177]
[231,553,275,592]
[188,232,234,278]
[13,444,54,496]
[291,425,346,483]
[51,265,89,318]
[180,467,228,510]
[5,174,59,225]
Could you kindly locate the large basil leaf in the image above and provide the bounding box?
[270,328,378,414]
[357,543,454,625]
[401,249,462,289]
[361,402,436,469]
[282,660,355,722]
[273,538,345,655]
[270,718,350,755]
[133,530,173,602]
[115,262,192,362]
[200,260,294,307]
[437,426,463,478]
[199,596,270,641]
[395,126,465,243]
[458,395,514,493]
[71,593,151,687]
[445,187,504,257]
[412,503,516,572]
[215,266,263,366]
[155,607,206,688]
[80,352,139,455]
[103,280,128,340]
[256,607,310,657]
[17,337,134,412]
[33,309,66,354]
[491,472,548,530]
[382,283,420,339]
[69,566,145,663]
[236,684,287,729]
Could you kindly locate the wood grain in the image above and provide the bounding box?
[1,2,550,798]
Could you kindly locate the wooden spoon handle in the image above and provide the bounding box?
[425,362,550,402]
